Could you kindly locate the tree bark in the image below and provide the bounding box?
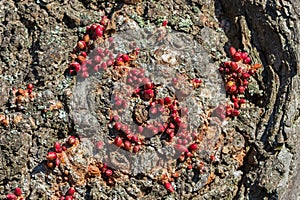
[219,0,300,199]
[0,0,299,199]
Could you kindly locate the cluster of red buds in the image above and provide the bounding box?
[6,187,23,200]
[68,16,115,78]
[100,163,113,178]
[113,123,143,153]
[112,76,201,160]
[86,163,114,183]
[109,52,203,173]
[115,53,131,66]
[176,141,198,162]
[45,136,77,169]
[126,68,145,88]
[219,46,262,117]
[59,187,75,200]
[64,15,211,194]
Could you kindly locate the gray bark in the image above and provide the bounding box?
[219,0,300,199]
[0,0,299,199]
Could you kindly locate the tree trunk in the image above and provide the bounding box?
[219,0,300,199]
[0,0,299,199]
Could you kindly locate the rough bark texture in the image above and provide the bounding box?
[218,0,300,199]
[0,0,299,199]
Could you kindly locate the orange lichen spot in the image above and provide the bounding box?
[205,172,215,185]
[252,63,262,69]
[49,101,63,111]
[232,149,246,167]
[13,115,23,125]
[0,114,9,127]
[87,165,101,177]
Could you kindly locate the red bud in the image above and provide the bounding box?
[67,187,75,196]
[124,140,132,151]
[133,145,141,153]
[14,187,22,196]
[189,143,198,151]
[233,51,242,61]
[114,137,123,147]
[164,182,174,193]
[54,142,62,153]
[105,169,113,177]
[162,20,168,27]
[65,196,73,200]
[46,152,57,161]
[6,193,17,200]
[229,46,237,57]
[77,40,86,50]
